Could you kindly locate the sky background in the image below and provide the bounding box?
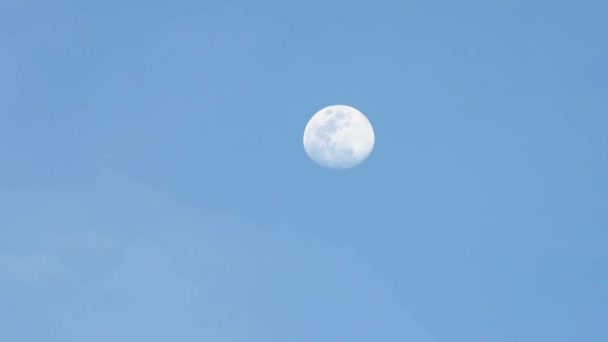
[1,0,607,340]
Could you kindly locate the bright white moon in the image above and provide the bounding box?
[303,104,375,169]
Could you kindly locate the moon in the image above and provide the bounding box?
[303,105,375,169]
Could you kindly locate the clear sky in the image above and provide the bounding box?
[1,0,607,340]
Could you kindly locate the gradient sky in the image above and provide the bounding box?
[1,0,607,341]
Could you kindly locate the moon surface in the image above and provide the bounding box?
[303,105,375,169]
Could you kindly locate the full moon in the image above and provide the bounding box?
[303,105,375,169]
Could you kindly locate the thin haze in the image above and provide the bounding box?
[1,0,607,341]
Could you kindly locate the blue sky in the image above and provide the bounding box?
[1,0,607,340]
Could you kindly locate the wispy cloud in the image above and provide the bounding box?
[0,252,70,282]
[0,170,435,341]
